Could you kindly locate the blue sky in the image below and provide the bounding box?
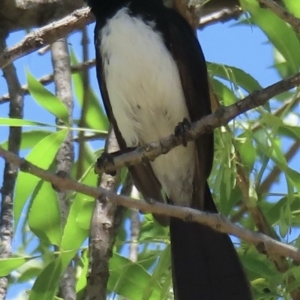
[0,17,292,299]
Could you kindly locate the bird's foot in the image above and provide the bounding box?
[174,117,191,147]
[96,152,117,176]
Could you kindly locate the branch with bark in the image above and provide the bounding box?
[0,7,93,69]
[94,71,300,174]
[0,35,24,300]
[1,69,300,269]
[0,144,300,264]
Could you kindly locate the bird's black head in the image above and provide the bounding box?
[86,0,129,15]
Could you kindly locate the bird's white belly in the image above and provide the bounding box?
[100,8,195,205]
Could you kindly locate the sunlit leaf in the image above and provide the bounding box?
[0,256,36,276]
[208,62,262,93]
[282,0,300,18]
[143,246,171,300]
[108,253,162,300]
[211,78,238,105]
[27,70,70,125]
[0,118,51,127]
[14,130,68,228]
[240,0,300,75]
[70,51,109,131]
[29,256,68,300]
[28,181,62,245]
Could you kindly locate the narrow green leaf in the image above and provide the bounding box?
[75,250,89,296]
[28,181,62,245]
[14,130,68,228]
[0,256,35,276]
[26,70,70,125]
[108,253,162,300]
[143,246,171,300]
[60,194,90,251]
[211,78,238,105]
[14,131,51,150]
[241,253,276,278]
[29,257,65,300]
[71,51,109,131]
[0,118,51,127]
[208,62,262,93]
[236,136,256,170]
[240,0,300,74]
[282,0,300,18]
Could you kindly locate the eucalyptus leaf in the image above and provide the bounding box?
[27,70,70,125]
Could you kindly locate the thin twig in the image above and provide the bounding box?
[1,145,300,263]
[199,6,243,28]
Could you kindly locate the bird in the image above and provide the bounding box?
[87,0,252,299]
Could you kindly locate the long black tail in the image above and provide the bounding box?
[169,184,252,300]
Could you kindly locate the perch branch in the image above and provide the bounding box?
[94,71,300,174]
[0,145,300,263]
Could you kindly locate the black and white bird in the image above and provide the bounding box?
[87,0,252,299]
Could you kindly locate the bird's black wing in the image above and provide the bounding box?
[152,8,252,300]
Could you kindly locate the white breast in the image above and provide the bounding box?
[100,8,195,206]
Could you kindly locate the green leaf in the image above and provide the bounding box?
[70,51,109,131]
[17,259,44,283]
[60,194,90,251]
[26,70,70,125]
[282,0,300,18]
[13,131,51,150]
[143,246,171,300]
[208,62,262,93]
[241,251,276,278]
[75,198,94,231]
[108,253,162,300]
[236,136,256,170]
[211,78,238,105]
[28,181,62,245]
[139,216,169,242]
[14,130,68,228]
[29,256,68,300]
[0,256,36,276]
[0,118,51,127]
[60,160,96,250]
[76,250,89,296]
[240,0,300,75]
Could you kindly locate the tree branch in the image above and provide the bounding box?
[51,37,75,300]
[0,145,300,263]
[0,0,84,33]
[0,7,94,70]
[76,27,90,179]
[87,127,124,300]
[95,71,300,174]
[0,36,24,299]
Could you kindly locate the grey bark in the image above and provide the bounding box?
[0,37,24,300]
[51,38,75,300]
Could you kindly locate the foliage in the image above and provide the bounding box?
[1,2,300,300]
